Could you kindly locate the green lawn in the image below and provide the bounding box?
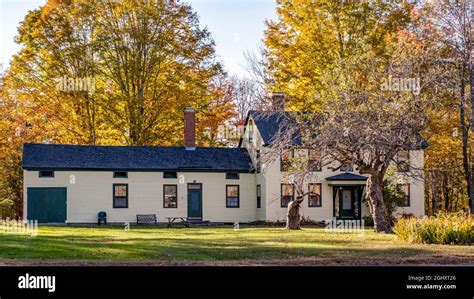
[0,226,472,265]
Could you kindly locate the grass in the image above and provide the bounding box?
[0,225,472,265]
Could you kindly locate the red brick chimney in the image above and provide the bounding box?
[184,107,196,149]
[272,92,286,111]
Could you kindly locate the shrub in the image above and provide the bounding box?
[0,198,13,218]
[394,212,473,245]
[300,216,316,226]
[362,215,374,227]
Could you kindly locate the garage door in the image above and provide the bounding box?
[27,188,67,223]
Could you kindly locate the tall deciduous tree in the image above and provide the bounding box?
[429,0,473,213]
[263,0,424,232]
[7,0,225,146]
[264,0,414,110]
[0,0,230,218]
[95,0,223,145]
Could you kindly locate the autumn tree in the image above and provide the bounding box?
[10,0,103,145]
[95,0,224,145]
[7,0,225,146]
[428,0,473,213]
[264,34,437,232]
[0,0,230,218]
[264,0,415,110]
[262,0,427,232]
[197,74,237,146]
[0,73,55,219]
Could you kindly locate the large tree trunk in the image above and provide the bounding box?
[286,195,304,230]
[366,173,392,233]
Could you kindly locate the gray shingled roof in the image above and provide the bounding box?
[251,111,292,145]
[240,111,429,149]
[242,111,301,146]
[23,144,254,172]
[325,172,368,181]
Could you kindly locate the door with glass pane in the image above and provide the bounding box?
[339,188,355,219]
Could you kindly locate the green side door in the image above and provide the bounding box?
[187,184,202,219]
[27,188,67,223]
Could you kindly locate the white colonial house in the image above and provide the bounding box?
[22,95,427,224]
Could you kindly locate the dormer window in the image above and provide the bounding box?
[248,119,254,143]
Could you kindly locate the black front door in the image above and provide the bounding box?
[339,188,355,219]
[334,186,363,220]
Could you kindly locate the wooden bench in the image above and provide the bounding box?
[136,214,157,225]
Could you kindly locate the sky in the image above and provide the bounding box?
[0,0,277,77]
